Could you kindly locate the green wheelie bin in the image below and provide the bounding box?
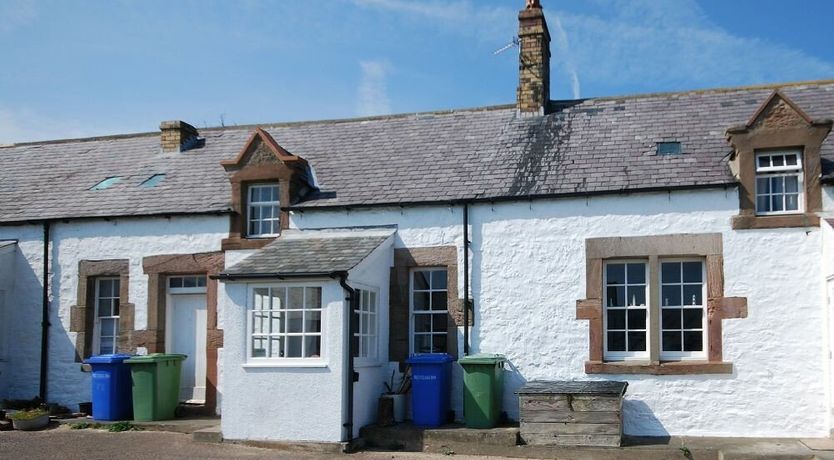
[125,353,187,421]
[459,354,506,428]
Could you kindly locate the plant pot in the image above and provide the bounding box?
[12,414,50,431]
[383,394,406,423]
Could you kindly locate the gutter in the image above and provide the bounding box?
[212,271,339,281]
[336,272,357,450]
[39,221,50,401]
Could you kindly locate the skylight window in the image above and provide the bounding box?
[139,174,166,188]
[90,177,122,191]
[657,142,682,156]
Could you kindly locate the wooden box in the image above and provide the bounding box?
[516,380,628,447]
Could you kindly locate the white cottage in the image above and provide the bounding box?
[2,0,834,446]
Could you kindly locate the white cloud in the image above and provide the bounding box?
[0,0,38,34]
[357,60,392,116]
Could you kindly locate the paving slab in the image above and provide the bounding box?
[802,438,834,451]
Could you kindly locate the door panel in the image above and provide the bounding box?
[170,294,207,403]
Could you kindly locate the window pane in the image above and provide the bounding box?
[270,311,284,334]
[112,299,120,316]
[431,292,447,310]
[287,287,304,309]
[286,336,302,358]
[772,155,784,167]
[771,195,784,212]
[304,336,321,358]
[607,331,625,351]
[431,270,447,290]
[413,292,430,311]
[413,272,430,290]
[271,288,285,310]
[99,337,115,354]
[197,276,206,287]
[662,285,681,307]
[100,318,117,337]
[785,154,798,166]
[683,331,703,351]
[661,262,680,283]
[252,337,267,357]
[97,299,112,317]
[785,175,799,193]
[183,276,196,288]
[432,334,447,353]
[414,334,432,353]
[626,263,645,284]
[606,310,625,330]
[663,331,682,352]
[254,288,270,310]
[432,314,448,333]
[606,264,625,285]
[682,285,703,306]
[682,262,702,283]
[786,194,799,211]
[169,277,183,288]
[627,331,646,352]
[287,311,303,333]
[252,312,267,334]
[772,177,783,193]
[369,292,377,313]
[414,314,432,333]
[683,309,703,329]
[757,156,769,169]
[757,195,770,212]
[305,311,321,333]
[98,279,111,298]
[662,308,682,329]
[306,287,321,309]
[626,286,646,306]
[627,309,646,330]
[756,177,770,194]
[269,337,282,358]
[606,286,625,307]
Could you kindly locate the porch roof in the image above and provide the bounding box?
[218,227,394,280]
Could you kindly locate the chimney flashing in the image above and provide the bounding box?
[159,120,199,153]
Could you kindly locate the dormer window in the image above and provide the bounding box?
[755,150,803,215]
[247,183,280,237]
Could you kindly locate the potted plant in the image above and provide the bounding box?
[381,368,411,423]
[9,408,50,431]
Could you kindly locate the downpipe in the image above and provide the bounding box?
[39,221,51,401]
[337,272,358,449]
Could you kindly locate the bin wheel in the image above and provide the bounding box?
[174,405,185,418]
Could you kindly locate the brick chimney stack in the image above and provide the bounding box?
[159,120,199,153]
[516,0,551,115]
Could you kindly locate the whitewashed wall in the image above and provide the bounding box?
[0,216,227,408]
[291,187,830,438]
[219,277,346,442]
[348,235,394,438]
[821,219,834,434]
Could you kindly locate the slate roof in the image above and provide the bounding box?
[3,80,834,223]
[220,228,394,277]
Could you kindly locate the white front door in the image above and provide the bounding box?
[169,294,207,403]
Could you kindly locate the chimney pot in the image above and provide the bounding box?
[159,120,199,152]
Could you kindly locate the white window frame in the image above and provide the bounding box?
[354,286,379,364]
[167,275,208,295]
[659,258,708,361]
[246,183,280,238]
[245,283,325,367]
[93,277,120,355]
[754,150,803,216]
[409,268,449,355]
[603,260,650,361]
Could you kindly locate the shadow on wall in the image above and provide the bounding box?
[622,399,670,438]
[500,359,527,422]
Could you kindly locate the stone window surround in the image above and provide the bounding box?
[727,92,833,230]
[576,233,747,375]
[389,247,469,366]
[141,251,224,413]
[70,260,133,361]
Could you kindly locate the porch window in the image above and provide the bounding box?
[94,278,120,355]
[248,286,322,361]
[410,268,448,354]
[755,150,803,215]
[247,183,280,237]
[603,262,648,360]
[354,288,378,360]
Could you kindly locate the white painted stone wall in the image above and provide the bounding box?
[219,278,346,442]
[0,216,227,408]
[0,241,20,398]
[291,187,831,438]
[821,219,834,433]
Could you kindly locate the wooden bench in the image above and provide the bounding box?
[516,380,628,447]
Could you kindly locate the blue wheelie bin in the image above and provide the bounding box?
[406,353,455,427]
[85,354,134,421]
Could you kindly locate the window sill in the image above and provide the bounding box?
[243,360,328,369]
[731,213,819,229]
[585,360,733,375]
[221,236,276,251]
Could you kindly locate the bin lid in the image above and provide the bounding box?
[405,353,455,364]
[125,353,187,364]
[84,353,134,364]
[459,353,506,365]
[516,380,628,396]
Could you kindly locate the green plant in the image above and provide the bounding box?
[107,421,140,432]
[679,444,693,459]
[8,408,48,421]
[69,422,103,430]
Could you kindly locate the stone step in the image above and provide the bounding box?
[192,426,222,443]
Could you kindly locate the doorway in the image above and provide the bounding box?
[165,276,208,404]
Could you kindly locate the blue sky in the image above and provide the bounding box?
[1,0,833,144]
